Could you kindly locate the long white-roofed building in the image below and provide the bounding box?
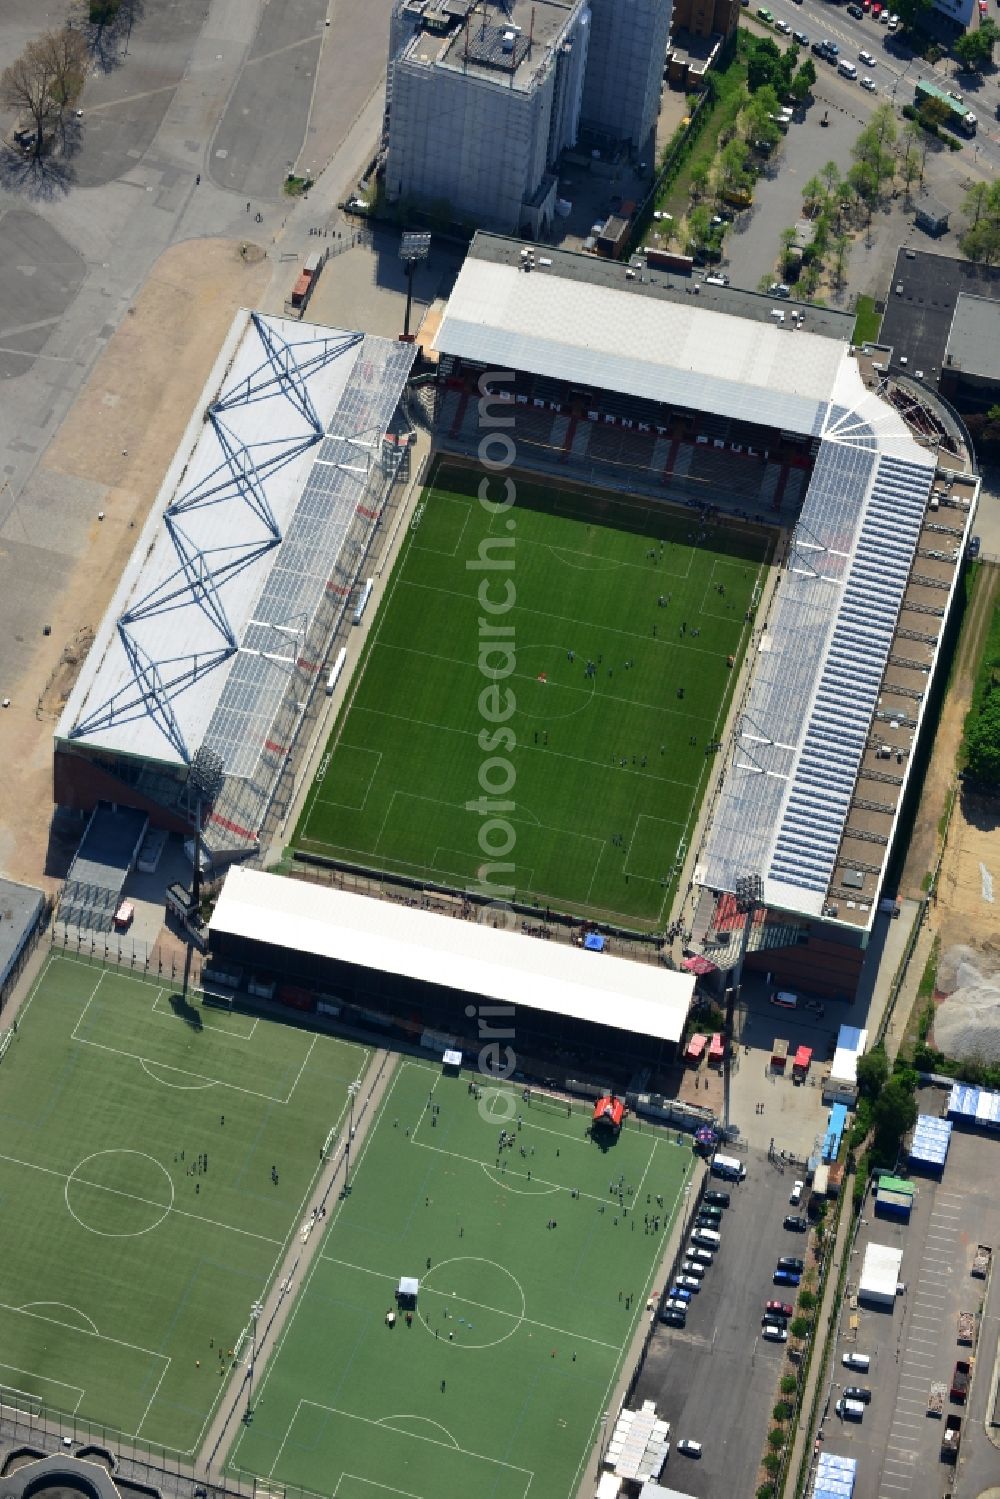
[55,310,416,862]
[432,233,979,985]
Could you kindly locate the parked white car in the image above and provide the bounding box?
[789,1179,804,1205]
[861,76,877,91]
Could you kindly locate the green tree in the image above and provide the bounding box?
[757,1486,777,1499]
[767,1427,785,1450]
[872,1074,918,1162]
[966,696,1000,784]
[832,231,850,287]
[686,204,712,249]
[790,57,816,101]
[790,1315,811,1340]
[954,21,998,70]
[720,138,752,191]
[762,1452,782,1475]
[798,1288,818,1312]
[904,119,928,184]
[892,0,932,26]
[747,36,783,92]
[857,1045,889,1101]
[689,159,711,199]
[780,1374,798,1395]
[773,1400,794,1422]
[848,160,878,212]
[919,95,952,131]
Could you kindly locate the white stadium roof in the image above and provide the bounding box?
[211,868,694,1044]
[58,311,415,775]
[434,255,845,438]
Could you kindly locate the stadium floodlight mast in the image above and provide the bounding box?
[343,1077,362,1194]
[724,873,764,1127]
[245,1299,264,1420]
[188,745,225,911]
[399,232,430,340]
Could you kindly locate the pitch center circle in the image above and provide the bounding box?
[65,1149,175,1238]
[419,1255,526,1350]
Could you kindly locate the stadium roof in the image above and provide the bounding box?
[699,361,937,923]
[436,235,952,932]
[435,243,848,439]
[211,868,694,1044]
[57,311,415,775]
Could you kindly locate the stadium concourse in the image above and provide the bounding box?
[53,310,417,865]
[432,234,981,993]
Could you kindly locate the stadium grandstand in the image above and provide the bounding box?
[54,310,416,865]
[432,234,979,975]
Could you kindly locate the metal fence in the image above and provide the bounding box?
[48,922,203,989]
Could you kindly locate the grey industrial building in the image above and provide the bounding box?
[941,294,1000,413]
[384,0,671,235]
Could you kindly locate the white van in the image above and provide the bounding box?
[836,1397,865,1421]
[711,1153,747,1181]
[842,1352,871,1372]
[692,1228,721,1249]
[770,990,798,1010]
[838,59,858,79]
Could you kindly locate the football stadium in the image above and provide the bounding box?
[30,228,981,1495]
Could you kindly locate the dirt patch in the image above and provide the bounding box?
[0,237,270,890]
[899,564,999,902]
[933,789,1000,951]
[36,625,95,722]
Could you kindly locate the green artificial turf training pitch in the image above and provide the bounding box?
[0,953,368,1454]
[227,1059,692,1499]
[297,464,772,927]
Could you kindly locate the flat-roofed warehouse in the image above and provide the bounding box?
[432,234,979,992]
[54,310,416,862]
[208,868,694,1070]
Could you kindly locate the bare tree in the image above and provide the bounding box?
[39,27,89,116]
[1,28,88,159]
[1,42,56,159]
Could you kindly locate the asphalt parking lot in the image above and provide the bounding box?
[0,210,87,380]
[634,1145,822,1495]
[815,1099,1000,1499]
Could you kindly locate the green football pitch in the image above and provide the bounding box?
[227,1058,692,1499]
[0,952,368,1454]
[296,463,772,928]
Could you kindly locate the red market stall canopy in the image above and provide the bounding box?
[593,1096,626,1130]
[708,1033,725,1066]
[682,954,718,975]
[793,1045,813,1073]
[684,1032,708,1064]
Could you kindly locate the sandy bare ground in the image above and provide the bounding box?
[0,238,270,890]
[899,563,1000,953]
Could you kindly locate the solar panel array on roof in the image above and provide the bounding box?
[768,452,932,895]
[909,1113,952,1168]
[202,339,416,779]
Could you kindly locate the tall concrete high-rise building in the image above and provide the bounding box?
[579,0,673,154]
[384,0,591,238]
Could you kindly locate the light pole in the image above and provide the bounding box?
[399,232,430,339]
[188,745,225,911]
[343,1078,361,1194]
[724,873,763,1128]
[245,1299,263,1420]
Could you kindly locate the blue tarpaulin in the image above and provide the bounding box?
[822,1101,848,1161]
[584,933,605,951]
